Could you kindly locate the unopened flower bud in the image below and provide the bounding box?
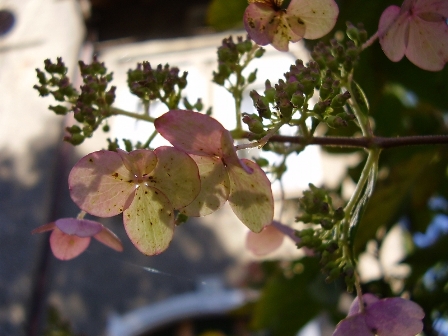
[331,91,351,108]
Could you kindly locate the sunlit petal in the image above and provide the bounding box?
[227,159,274,233]
[155,110,226,157]
[69,150,136,217]
[180,155,230,217]
[288,0,339,39]
[123,185,174,255]
[147,146,201,210]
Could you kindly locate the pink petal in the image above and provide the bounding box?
[406,17,448,71]
[49,227,90,260]
[31,222,56,234]
[288,0,339,40]
[379,6,409,62]
[414,0,448,17]
[348,294,380,316]
[221,131,252,174]
[116,149,158,178]
[227,159,274,233]
[270,14,303,51]
[147,146,201,210]
[93,226,123,252]
[180,155,230,217]
[333,314,373,336]
[123,185,175,255]
[365,298,424,336]
[246,224,284,256]
[243,3,276,46]
[154,110,226,157]
[69,150,136,217]
[55,218,102,237]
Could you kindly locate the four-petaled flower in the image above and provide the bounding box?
[68,147,200,255]
[154,110,274,233]
[243,0,339,51]
[378,0,448,71]
[32,218,123,260]
[333,293,425,336]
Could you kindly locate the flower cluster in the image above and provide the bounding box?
[32,218,122,260]
[68,147,201,255]
[154,110,274,233]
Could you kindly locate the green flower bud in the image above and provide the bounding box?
[49,105,68,115]
[291,92,305,108]
[346,22,359,43]
[331,91,351,109]
[254,47,265,58]
[334,207,345,220]
[247,69,257,84]
[325,115,348,128]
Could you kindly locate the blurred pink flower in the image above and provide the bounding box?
[378,0,448,71]
[32,218,123,260]
[333,293,424,336]
[243,0,339,51]
[246,221,300,256]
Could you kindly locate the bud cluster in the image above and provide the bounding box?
[295,184,354,287]
[127,62,188,110]
[311,22,366,75]
[212,36,263,86]
[34,57,116,145]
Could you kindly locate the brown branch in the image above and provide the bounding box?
[264,134,448,149]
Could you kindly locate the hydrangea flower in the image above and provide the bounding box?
[246,220,300,255]
[32,218,123,260]
[68,147,200,255]
[378,0,448,71]
[154,110,274,233]
[243,0,339,51]
[333,293,425,336]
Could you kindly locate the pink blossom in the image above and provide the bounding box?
[246,220,300,255]
[378,0,448,71]
[32,218,123,260]
[68,148,201,255]
[333,293,425,336]
[243,0,339,51]
[154,110,274,233]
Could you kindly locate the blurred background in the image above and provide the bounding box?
[1,0,448,335]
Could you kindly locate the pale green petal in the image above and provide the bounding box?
[180,155,230,217]
[123,185,174,255]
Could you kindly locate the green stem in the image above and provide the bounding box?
[345,73,373,137]
[344,149,379,218]
[235,122,285,151]
[141,129,158,149]
[111,107,155,123]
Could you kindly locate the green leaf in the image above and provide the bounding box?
[251,258,338,335]
[353,150,446,255]
[349,155,378,250]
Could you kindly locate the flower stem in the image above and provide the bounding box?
[362,31,379,50]
[111,107,155,123]
[235,122,285,151]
